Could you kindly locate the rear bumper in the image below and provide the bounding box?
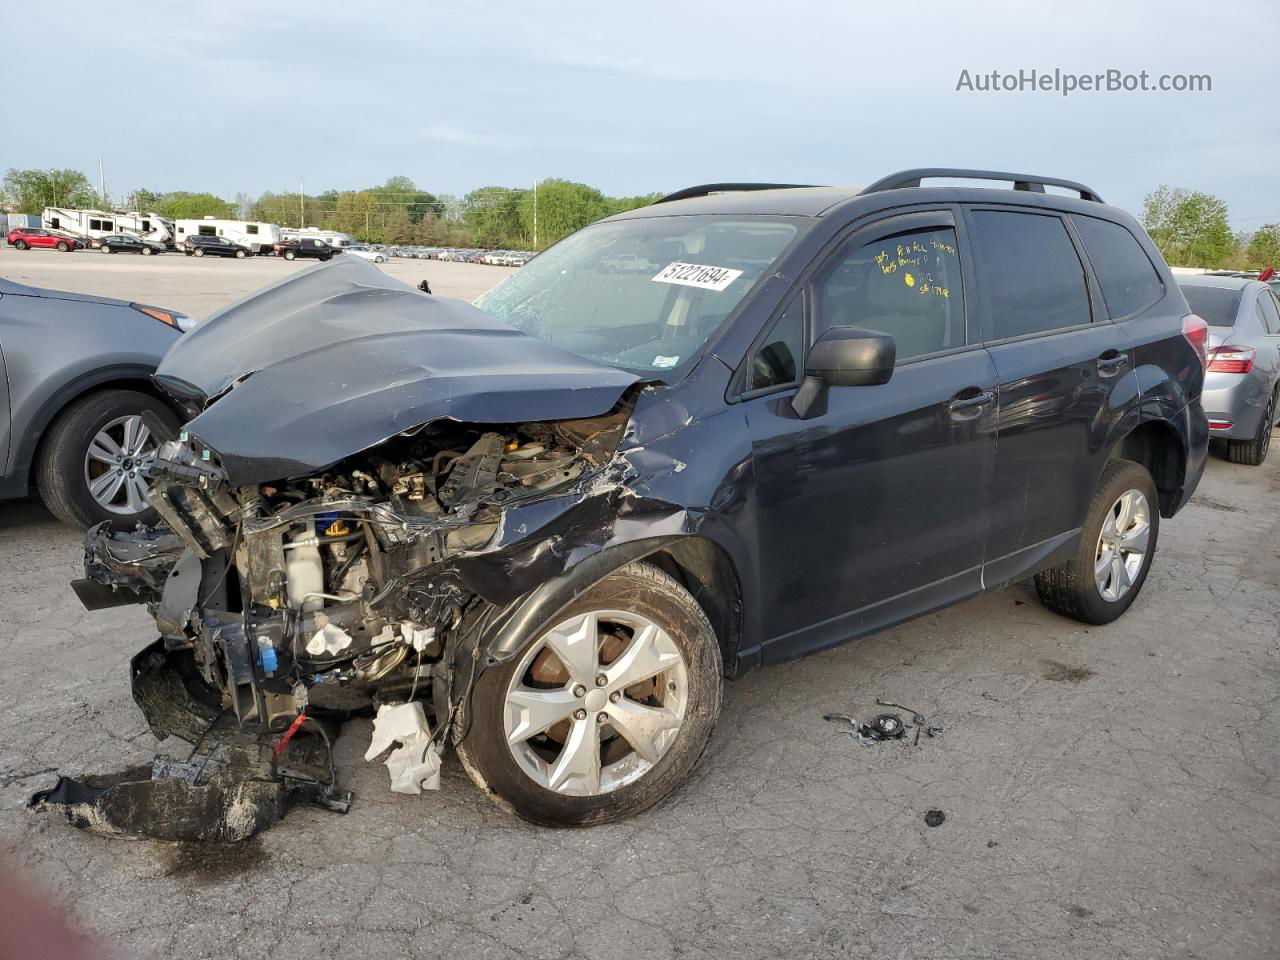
[1202,375,1269,439]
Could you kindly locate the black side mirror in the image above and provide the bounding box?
[792,326,895,419]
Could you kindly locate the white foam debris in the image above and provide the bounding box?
[306,614,354,656]
[364,702,442,795]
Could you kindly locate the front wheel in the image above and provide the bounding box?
[193,248,204,257]
[1035,459,1160,625]
[1227,393,1275,466]
[235,249,246,259]
[284,250,296,260]
[141,245,153,256]
[456,562,723,826]
[56,241,70,252]
[14,240,27,250]
[100,245,112,254]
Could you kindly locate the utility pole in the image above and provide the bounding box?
[533,178,539,248]
[99,157,107,209]
[299,177,305,227]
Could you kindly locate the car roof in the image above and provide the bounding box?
[1176,275,1262,292]
[605,171,1125,224]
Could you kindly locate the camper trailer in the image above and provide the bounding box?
[280,227,355,249]
[173,217,283,254]
[42,208,173,246]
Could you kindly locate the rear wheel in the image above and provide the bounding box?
[1035,460,1160,625]
[1227,393,1275,466]
[193,247,204,257]
[56,241,70,252]
[36,389,180,528]
[456,562,722,826]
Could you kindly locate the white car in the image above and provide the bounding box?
[345,245,389,263]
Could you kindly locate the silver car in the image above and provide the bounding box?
[0,277,194,525]
[1178,275,1280,464]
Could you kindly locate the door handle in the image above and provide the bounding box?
[948,389,995,416]
[1097,352,1129,374]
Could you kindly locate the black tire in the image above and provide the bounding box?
[141,245,153,256]
[284,250,296,261]
[193,247,204,258]
[456,561,723,826]
[100,245,112,254]
[235,249,246,259]
[1035,459,1160,625]
[14,240,27,250]
[35,389,180,528]
[1227,393,1275,466]
[56,241,69,252]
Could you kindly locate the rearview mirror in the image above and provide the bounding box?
[792,326,895,419]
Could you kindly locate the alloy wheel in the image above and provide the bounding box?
[83,415,158,515]
[1094,489,1150,602]
[503,609,689,797]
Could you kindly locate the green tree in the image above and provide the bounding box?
[1142,186,1235,267]
[1246,224,1280,269]
[463,186,527,248]
[384,205,414,244]
[155,192,236,219]
[4,168,104,212]
[371,176,439,223]
[519,179,609,247]
[130,188,164,211]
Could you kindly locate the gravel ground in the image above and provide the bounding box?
[0,248,1277,959]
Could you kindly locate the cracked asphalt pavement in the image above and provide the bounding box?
[1,252,1277,959]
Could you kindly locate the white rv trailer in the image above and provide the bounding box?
[42,208,173,245]
[280,227,355,249]
[173,217,283,254]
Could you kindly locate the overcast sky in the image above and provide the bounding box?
[7,0,1277,225]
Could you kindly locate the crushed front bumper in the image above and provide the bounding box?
[29,640,350,842]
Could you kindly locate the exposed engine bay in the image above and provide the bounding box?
[33,408,632,840]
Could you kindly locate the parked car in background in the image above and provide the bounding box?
[0,277,194,527]
[182,235,250,259]
[274,237,340,261]
[345,244,388,263]
[95,234,167,256]
[71,170,1207,835]
[1177,275,1280,464]
[6,227,81,252]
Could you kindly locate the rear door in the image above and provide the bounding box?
[966,207,1132,585]
[747,210,998,660]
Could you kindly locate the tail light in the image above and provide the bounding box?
[1207,345,1255,374]
[1182,313,1208,370]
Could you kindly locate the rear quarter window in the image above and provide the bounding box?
[1179,285,1243,328]
[1072,215,1163,318]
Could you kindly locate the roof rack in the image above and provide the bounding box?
[860,168,1104,203]
[654,182,820,205]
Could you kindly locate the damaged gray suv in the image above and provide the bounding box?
[37,169,1208,839]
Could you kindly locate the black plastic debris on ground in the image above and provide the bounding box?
[28,640,350,842]
[823,698,942,748]
[924,809,946,827]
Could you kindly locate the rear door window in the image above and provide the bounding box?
[1072,215,1164,318]
[968,211,1092,340]
[1258,290,1280,334]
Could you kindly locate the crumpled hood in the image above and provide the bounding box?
[158,257,639,486]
